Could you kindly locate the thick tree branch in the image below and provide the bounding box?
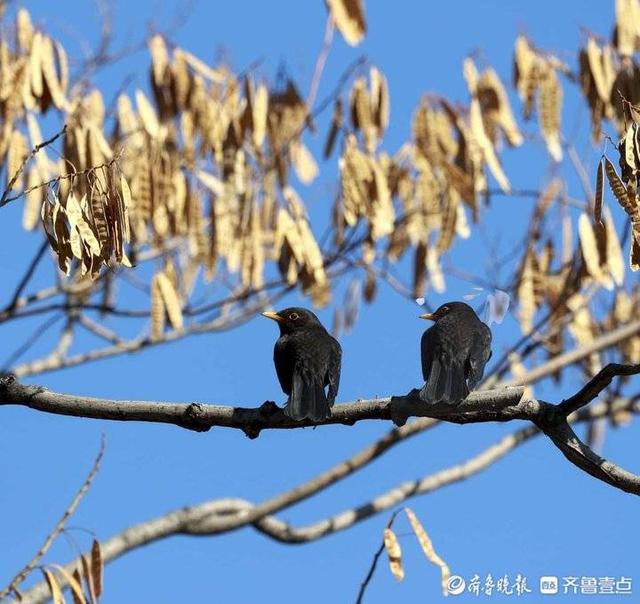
[0,376,526,435]
[16,397,638,604]
[3,362,639,496]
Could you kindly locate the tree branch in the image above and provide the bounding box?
[16,396,638,604]
[2,363,639,495]
[0,376,526,436]
[0,437,105,601]
[557,363,640,416]
[495,319,640,388]
[0,126,67,208]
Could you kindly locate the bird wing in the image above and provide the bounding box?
[273,336,294,394]
[420,325,469,405]
[467,322,492,389]
[326,336,342,404]
[420,326,438,382]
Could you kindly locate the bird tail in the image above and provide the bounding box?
[419,358,469,405]
[285,373,332,421]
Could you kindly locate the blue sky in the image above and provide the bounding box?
[0,1,638,603]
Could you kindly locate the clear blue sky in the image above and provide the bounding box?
[0,1,637,602]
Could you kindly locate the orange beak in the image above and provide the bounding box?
[262,311,284,323]
[419,312,436,321]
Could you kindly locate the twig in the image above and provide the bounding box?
[0,152,122,208]
[4,240,49,312]
[306,16,335,109]
[78,314,124,344]
[0,313,64,373]
[557,363,640,416]
[0,436,106,601]
[356,511,399,604]
[499,320,640,388]
[0,125,68,207]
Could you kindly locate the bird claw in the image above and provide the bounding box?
[258,400,280,417]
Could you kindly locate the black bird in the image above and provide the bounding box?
[419,301,492,405]
[262,307,342,421]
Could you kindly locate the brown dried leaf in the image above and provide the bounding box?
[135,89,160,137]
[469,98,511,192]
[23,168,43,231]
[194,168,224,196]
[41,35,66,109]
[594,159,604,226]
[364,271,377,302]
[71,569,87,604]
[180,49,224,82]
[42,568,65,604]
[7,129,28,190]
[604,157,638,221]
[323,98,343,159]
[50,565,87,604]
[615,0,640,57]
[155,272,184,331]
[604,207,625,286]
[427,246,445,293]
[404,507,451,597]
[538,66,563,161]
[80,554,96,604]
[29,31,43,98]
[579,212,611,288]
[90,539,103,599]
[16,8,34,53]
[149,34,169,86]
[326,0,367,46]
[383,527,404,581]
[518,251,536,334]
[252,83,269,148]
[480,68,524,147]
[66,193,101,257]
[413,241,427,299]
[514,35,538,115]
[291,141,319,184]
[150,273,166,340]
[370,66,389,136]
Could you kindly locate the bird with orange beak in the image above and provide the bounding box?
[262,307,342,421]
[419,301,492,405]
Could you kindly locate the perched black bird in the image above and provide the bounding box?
[262,307,342,421]
[419,301,492,405]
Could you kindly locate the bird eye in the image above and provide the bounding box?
[289,312,299,321]
[441,306,449,313]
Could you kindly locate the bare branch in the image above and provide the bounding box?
[356,511,399,604]
[495,319,640,388]
[0,126,67,208]
[0,376,525,435]
[17,397,637,604]
[0,436,105,601]
[557,363,640,416]
[4,240,49,312]
[3,363,640,496]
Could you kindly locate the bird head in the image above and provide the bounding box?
[419,301,474,322]
[262,307,322,334]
